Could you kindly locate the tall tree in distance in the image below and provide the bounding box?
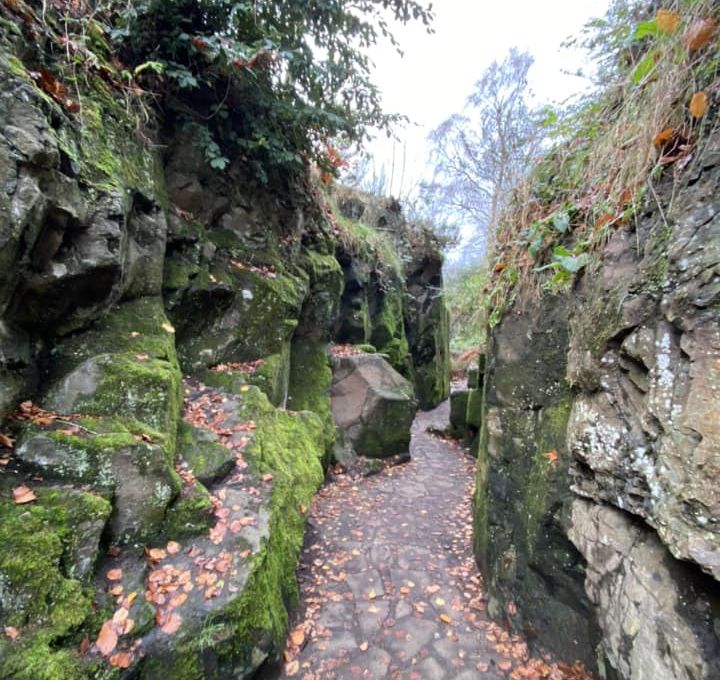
[424,49,542,260]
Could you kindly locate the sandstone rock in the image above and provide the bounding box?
[568,499,720,680]
[331,354,417,458]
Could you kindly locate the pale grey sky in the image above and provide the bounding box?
[360,0,611,197]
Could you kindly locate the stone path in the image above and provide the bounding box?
[274,402,587,680]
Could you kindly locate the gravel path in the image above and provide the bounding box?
[275,402,592,680]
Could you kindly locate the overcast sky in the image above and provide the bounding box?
[359,0,611,198]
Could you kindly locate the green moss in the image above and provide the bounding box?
[465,389,483,429]
[0,487,107,658]
[287,339,335,460]
[449,390,469,438]
[69,355,181,442]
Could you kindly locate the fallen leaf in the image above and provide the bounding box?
[96,621,118,656]
[4,626,19,641]
[367,588,377,600]
[162,322,176,334]
[359,640,369,652]
[290,627,305,647]
[689,92,708,119]
[112,607,129,627]
[166,541,181,555]
[0,433,14,449]
[106,568,123,581]
[508,601,518,616]
[546,450,559,464]
[652,127,675,147]
[439,614,452,624]
[426,584,441,594]
[656,9,680,34]
[12,486,37,504]
[135,353,150,361]
[285,660,300,676]
[261,473,273,483]
[435,597,446,606]
[147,547,166,562]
[159,611,183,635]
[109,651,133,668]
[683,18,717,51]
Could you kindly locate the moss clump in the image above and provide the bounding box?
[0,487,109,676]
[287,339,335,460]
[0,488,110,627]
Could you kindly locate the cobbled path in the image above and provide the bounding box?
[275,402,519,679]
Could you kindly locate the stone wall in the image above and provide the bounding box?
[474,133,720,678]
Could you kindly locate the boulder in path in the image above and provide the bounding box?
[331,354,417,458]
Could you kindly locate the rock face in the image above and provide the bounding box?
[331,354,417,458]
[332,190,451,409]
[0,27,448,678]
[474,133,720,677]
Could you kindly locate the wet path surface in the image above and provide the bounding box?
[277,402,590,680]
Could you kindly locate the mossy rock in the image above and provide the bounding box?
[466,388,483,429]
[0,483,110,672]
[287,339,335,460]
[132,386,325,678]
[169,258,307,371]
[42,297,182,445]
[177,421,236,484]
[163,481,215,539]
[449,390,469,437]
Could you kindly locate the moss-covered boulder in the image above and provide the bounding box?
[331,354,417,458]
[0,483,111,678]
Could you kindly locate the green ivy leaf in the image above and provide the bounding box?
[632,50,659,85]
[633,20,660,41]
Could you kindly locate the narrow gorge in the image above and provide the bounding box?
[0,2,719,680]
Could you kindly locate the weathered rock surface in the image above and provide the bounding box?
[331,354,417,458]
[0,25,449,678]
[474,133,720,677]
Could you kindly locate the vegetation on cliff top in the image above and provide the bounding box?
[439,0,719,341]
[0,0,433,184]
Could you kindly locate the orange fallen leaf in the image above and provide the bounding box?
[12,486,37,504]
[493,262,506,273]
[359,640,369,652]
[285,660,300,677]
[426,584,441,594]
[439,614,452,624]
[161,322,176,334]
[4,626,19,641]
[109,652,133,669]
[689,92,708,119]
[546,450,559,464]
[290,627,305,647]
[135,353,150,361]
[683,18,717,51]
[106,568,123,581]
[96,621,118,656]
[166,541,181,555]
[261,473,273,483]
[652,127,675,147]
[112,608,129,627]
[159,611,183,635]
[399,586,410,595]
[147,548,166,562]
[656,9,680,34]
[0,433,14,449]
